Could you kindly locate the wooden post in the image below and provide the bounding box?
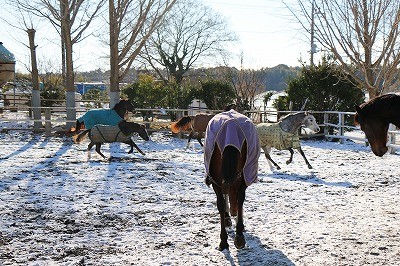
[339,113,344,144]
[388,124,396,154]
[45,108,51,136]
[323,112,329,138]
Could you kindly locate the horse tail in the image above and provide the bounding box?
[73,129,90,143]
[170,116,193,133]
[222,145,240,186]
[67,119,84,134]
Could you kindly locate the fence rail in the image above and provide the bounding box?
[1,107,399,154]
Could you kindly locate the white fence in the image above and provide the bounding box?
[1,107,400,154]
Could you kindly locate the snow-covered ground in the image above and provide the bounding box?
[0,112,400,266]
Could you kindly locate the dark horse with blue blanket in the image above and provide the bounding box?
[69,99,135,134]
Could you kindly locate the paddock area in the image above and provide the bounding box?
[0,130,399,265]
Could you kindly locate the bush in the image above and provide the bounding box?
[40,73,65,107]
[82,88,108,108]
[275,60,365,112]
[198,80,236,110]
[121,74,198,120]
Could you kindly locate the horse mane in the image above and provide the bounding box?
[170,116,193,133]
[355,94,400,125]
[278,111,307,122]
[359,94,399,113]
[112,99,126,110]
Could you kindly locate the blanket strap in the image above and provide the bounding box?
[94,125,124,143]
[205,171,243,189]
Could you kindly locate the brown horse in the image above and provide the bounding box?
[204,110,260,251]
[170,113,214,148]
[355,94,400,157]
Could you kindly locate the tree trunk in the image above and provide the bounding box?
[62,3,76,129]
[109,0,120,108]
[27,28,42,131]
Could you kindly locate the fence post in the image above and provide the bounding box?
[323,113,329,138]
[45,108,51,136]
[339,113,344,144]
[388,124,396,154]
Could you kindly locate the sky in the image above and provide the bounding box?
[0,0,315,73]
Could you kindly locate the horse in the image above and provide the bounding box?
[170,113,214,148]
[355,94,400,157]
[69,99,135,133]
[73,120,149,159]
[256,111,320,170]
[204,109,260,251]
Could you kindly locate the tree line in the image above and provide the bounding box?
[3,0,400,129]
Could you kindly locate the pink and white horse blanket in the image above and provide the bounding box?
[204,110,260,186]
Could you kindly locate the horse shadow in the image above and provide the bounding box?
[222,232,295,266]
[0,138,37,160]
[260,171,353,188]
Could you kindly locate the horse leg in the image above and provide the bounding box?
[125,139,145,155]
[197,132,204,147]
[95,143,107,159]
[186,131,194,149]
[124,140,134,154]
[263,146,281,170]
[286,148,294,165]
[297,147,313,169]
[210,145,229,250]
[224,194,232,227]
[87,142,94,151]
[234,180,247,249]
[216,191,229,250]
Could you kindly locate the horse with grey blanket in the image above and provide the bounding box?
[257,112,320,170]
[74,120,150,159]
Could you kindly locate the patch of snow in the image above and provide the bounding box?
[0,113,399,265]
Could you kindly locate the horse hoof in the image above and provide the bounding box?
[308,165,313,169]
[234,235,246,249]
[286,161,292,165]
[218,242,229,251]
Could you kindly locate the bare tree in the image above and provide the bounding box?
[138,0,237,84]
[108,0,176,107]
[222,54,265,110]
[289,0,400,98]
[16,0,106,127]
[3,1,43,130]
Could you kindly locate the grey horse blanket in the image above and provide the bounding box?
[89,125,131,143]
[204,110,260,186]
[257,123,300,150]
[78,109,122,129]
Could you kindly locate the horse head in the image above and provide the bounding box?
[355,105,388,157]
[115,99,135,113]
[303,113,320,133]
[119,121,150,141]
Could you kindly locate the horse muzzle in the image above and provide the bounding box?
[371,146,388,157]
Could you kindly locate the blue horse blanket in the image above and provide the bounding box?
[78,109,122,129]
